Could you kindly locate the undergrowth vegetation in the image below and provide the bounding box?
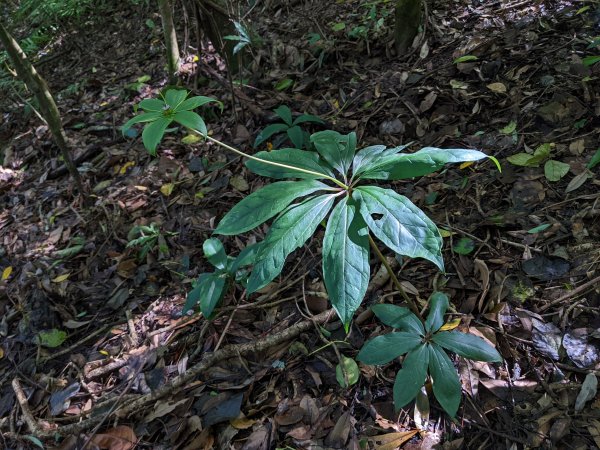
[123,88,503,414]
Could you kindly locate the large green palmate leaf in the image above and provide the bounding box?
[393,344,430,410]
[215,180,332,235]
[353,186,444,271]
[371,304,424,335]
[245,149,336,179]
[323,197,370,327]
[310,130,356,176]
[351,143,411,178]
[356,147,498,181]
[432,331,502,362]
[356,332,423,365]
[183,272,227,318]
[428,344,461,417]
[247,194,336,293]
[425,292,449,332]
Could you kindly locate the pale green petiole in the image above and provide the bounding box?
[203,134,349,190]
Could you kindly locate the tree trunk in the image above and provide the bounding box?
[157,0,181,83]
[0,20,85,197]
[394,0,423,55]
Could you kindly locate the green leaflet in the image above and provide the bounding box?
[245,149,335,179]
[310,130,356,176]
[254,123,289,147]
[183,272,227,318]
[371,304,424,334]
[142,117,171,155]
[164,89,188,108]
[353,186,444,271]
[122,111,162,134]
[274,105,293,125]
[432,331,502,362]
[215,180,332,235]
[178,95,222,111]
[357,147,498,181]
[425,292,449,332]
[351,143,412,178]
[203,238,227,270]
[428,344,461,417]
[247,194,336,293]
[356,332,423,365]
[138,98,166,111]
[393,344,429,410]
[173,110,207,135]
[287,125,304,149]
[323,197,370,327]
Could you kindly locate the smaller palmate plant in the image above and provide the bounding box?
[122,89,222,155]
[357,293,502,417]
[127,223,177,261]
[183,238,259,318]
[253,105,324,150]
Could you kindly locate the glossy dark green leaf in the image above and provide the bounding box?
[247,194,336,293]
[183,272,227,317]
[351,143,411,178]
[274,105,293,126]
[432,331,502,362]
[353,186,444,271]
[164,89,188,108]
[336,355,360,387]
[287,125,304,149]
[310,130,356,176]
[323,197,370,327]
[139,98,166,111]
[215,180,331,235]
[428,344,461,417]
[357,147,498,181]
[393,344,429,411]
[245,149,335,179]
[425,292,449,332]
[371,304,424,334]
[357,332,423,365]
[173,110,207,135]
[452,237,475,255]
[122,111,162,134]
[254,123,289,147]
[142,116,172,155]
[229,243,261,274]
[203,238,227,270]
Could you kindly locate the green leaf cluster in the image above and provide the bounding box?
[507,143,570,182]
[357,293,502,417]
[123,91,499,328]
[215,129,498,328]
[122,89,222,155]
[183,239,259,318]
[254,105,324,150]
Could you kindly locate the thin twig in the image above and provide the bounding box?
[368,234,423,321]
[538,274,600,313]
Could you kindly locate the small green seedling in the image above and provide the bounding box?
[507,143,570,182]
[357,293,502,417]
[224,21,254,55]
[127,223,177,261]
[254,105,324,150]
[122,89,222,155]
[183,238,259,318]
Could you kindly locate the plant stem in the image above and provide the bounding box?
[203,134,349,190]
[368,234,424,322]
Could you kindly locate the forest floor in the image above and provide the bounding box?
[1,0,600,448]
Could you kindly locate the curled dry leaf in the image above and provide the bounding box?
[90,425,137,450]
